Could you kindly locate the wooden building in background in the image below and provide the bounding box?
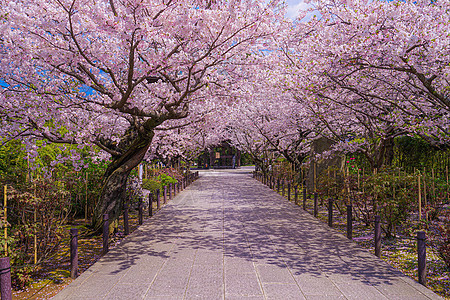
[197,142,241,169]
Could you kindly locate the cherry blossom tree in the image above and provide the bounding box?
[221,51,318,175]
[0,0,284,230]
[282,0,450,169]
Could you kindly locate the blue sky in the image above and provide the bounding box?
[286,0,310,19]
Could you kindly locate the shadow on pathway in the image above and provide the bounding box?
[53,169,443,300]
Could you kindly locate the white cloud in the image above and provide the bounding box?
[286,0,311,19]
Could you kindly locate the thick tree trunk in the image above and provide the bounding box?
[369,136,395,170]
[91,131,155,233]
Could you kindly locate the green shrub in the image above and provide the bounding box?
[142,178,161,192]
[142,173,178,192]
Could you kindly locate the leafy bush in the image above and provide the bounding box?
[318,166,420,237]
[361,169,418,238]
[142,178,162,192]
[156,173,178,186]
[2,179,70,288]
[154,167,183,182]
[142,173,178,192]
[272,160,296,181]
[429,208,450,269]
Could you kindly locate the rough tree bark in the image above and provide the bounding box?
[91,127,155,233]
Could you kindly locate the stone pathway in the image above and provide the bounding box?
[53,168,443,299]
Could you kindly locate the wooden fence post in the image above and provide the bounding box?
[302,188,307,210]
[70,228,78,278]
[375,215,381,258]
[164,186,167,204]
[149,192,153,217]
[346,205,352,239]
[314,192,318,217]
[294,186,298,205]
[124,203,129,235]
[417,231,427,286]
[328,199,333,227]
[138,199,143,225]
[156,189,161,210]
[102,214,109,255]
[288,182,291,201]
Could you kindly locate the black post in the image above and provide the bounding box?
[156,189,161,210]
[302,188,307,210]
[169,183,172,200]
[70,228,78,279]
[288,182,291,201]
[417,231,427,286]
[328,199,333,227]
[314,192,318,217]
[346,205,352,239]
[282,180,285,197]
[149,192,153,217]
[294,186,298,205]
[102,214,109,255]
[277,179,280,193]
[0,257,12,300]
[375,215,381,258]
[138,199,143,225]
[124,203,129,235]
[177,182,180,194]
[164,186,167,204]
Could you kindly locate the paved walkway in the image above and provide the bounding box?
[54,168,442,300]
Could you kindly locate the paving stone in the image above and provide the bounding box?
[294,273,342,296]
[225,296,265,300]
[224,257,256,274]
[305,295,347,300]
[194,249,224,265]
[185,277,224,299]
[104,283,149,299]
[255,264,296,284]
[53,168,444,300]
[64,274,119,299]
[118,264,159,284]
[263,283,306,299]
[333,282,389,300]
[225,272,263,296]
[144,296,183,300]
[144,285,187,298]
